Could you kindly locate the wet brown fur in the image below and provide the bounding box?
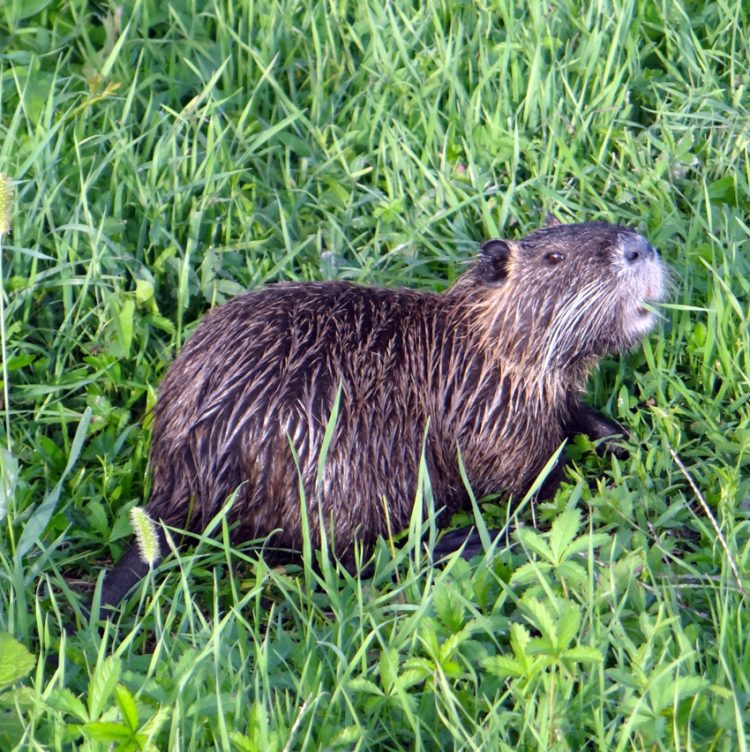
[101,220,665,608]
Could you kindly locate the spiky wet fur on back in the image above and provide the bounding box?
[147,221,664,562]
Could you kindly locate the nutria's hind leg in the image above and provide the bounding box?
[566,405,629,458]
[98,527,169,619]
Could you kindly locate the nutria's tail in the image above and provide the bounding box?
[98,528,169,618]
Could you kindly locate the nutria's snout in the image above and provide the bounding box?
[616,232,667,341]
[620,233,658,264]
[100,218,669,613]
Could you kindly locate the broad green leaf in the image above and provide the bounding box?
[5,0,55,22]
[526,637,557,658]
[398,667,431,690]
[707,175,737,206]
[548,509,582,561]
[83,721,133,743]
[566,533,612,556]
[672,675,710,701]
[140,705,171,742]
[3,354,34,371]
[88,656,122,720]
[135,278,154,306]
[440,628,471,662]
[520,597,557,643]
[331,725,363,747]
[515,528,553,561]
[555,560,588,585]
[379,647,398,694]
[114,685,139,733]
[509,623,532,665]
[47,688,88,721]
[563,646,603,664]
[510,560,553,585]
[116,297,135,357]
[556,604,582,651]
[0,632,36,688]
[348,678,384,697]
[483,655,526,679]
[228,731,255,752]
[0,685,37,710]
[433,584,465,633]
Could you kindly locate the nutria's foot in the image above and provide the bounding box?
[566,405,630,459]
[432,526,506,561]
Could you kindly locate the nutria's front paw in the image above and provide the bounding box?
[567,405,630,458]
[598,434,630,460]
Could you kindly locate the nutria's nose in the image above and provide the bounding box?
[622,234,657,264]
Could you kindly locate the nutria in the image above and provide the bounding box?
[100,219,665,610]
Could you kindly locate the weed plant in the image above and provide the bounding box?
[0,0,748,749]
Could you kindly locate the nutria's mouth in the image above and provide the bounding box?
[625,301,658,337]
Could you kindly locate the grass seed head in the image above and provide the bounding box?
[129,506,161,567]
[0,174,13,236]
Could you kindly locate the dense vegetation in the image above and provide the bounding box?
[0,0,748,749]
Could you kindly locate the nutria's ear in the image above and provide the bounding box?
[544,212,562,228]
[477,239,512,284]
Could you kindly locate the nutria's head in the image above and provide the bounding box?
[459,221,667,374]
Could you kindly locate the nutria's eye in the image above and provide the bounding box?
[546,252,564,265]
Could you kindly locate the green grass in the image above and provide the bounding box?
[1,0,749,749]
